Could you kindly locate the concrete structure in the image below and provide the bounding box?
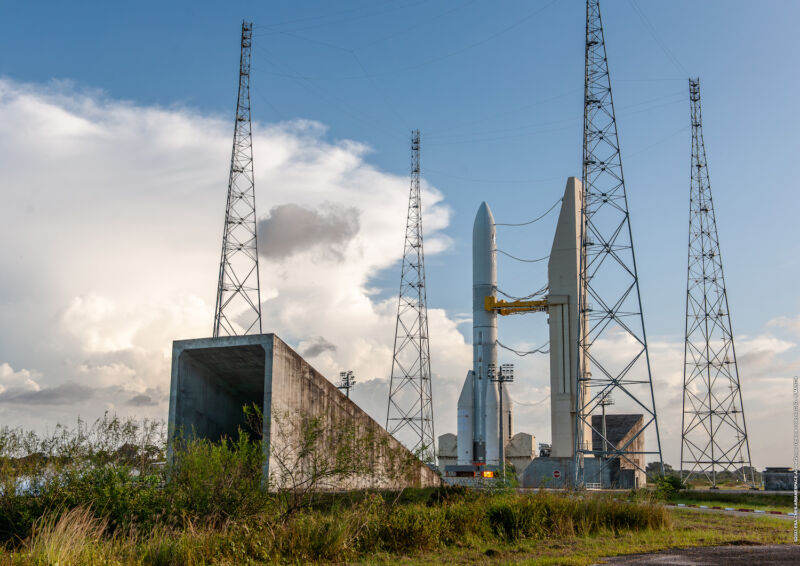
[437,433,458,469]
[440,431,535,484]
[506,432,535,480]
[547,176,589,458]
[763,467,794,491]
[521,456,635,489]
[168,334,440,489]
[591,414,646,488]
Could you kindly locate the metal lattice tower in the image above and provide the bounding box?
[575,0,663,485]
[680,78,754,488]
[213,21,262,337]
[386,130,435,464]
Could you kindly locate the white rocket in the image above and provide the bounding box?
[457,202,511,467]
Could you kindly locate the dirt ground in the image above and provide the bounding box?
[598,543,800,565]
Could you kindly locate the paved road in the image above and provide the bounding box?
[670,504,795,521]
[597,544,800,565]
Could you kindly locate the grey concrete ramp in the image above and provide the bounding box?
[168,334,440,490]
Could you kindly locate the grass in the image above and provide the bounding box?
[358,508,792,565]
[1,415,793,564]
[668,490,795,513]
[0,488,671,564]
[0,501,791,565]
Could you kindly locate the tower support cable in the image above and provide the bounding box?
[575,0,664,486]
[680,78,755,488]
[214,21,262,337]
[386,130,436,465]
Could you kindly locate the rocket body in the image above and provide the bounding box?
[472,202,499,465]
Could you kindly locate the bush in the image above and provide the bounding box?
[655,475,684,499]
[167,429,266,525]
[375,504,446,553]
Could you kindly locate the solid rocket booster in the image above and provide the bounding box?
[472,202,499,465]
[456,370,474,464]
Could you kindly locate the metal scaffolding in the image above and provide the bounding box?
[575,0,664,485]
[680,78,755,488]
[213,21,262,337]
[386,130,436,465]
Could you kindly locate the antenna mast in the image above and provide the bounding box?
[680,78,755,488]
[576,0,663,486]
[386,130,436,465]
[214,21,262,337]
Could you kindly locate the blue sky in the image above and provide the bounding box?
[0,1,798,467]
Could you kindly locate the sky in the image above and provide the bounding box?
[0,0,798,470]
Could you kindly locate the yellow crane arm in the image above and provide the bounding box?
[484,295,548,316]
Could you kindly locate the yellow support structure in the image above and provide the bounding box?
[484,295,548,316]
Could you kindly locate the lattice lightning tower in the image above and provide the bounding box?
[576,0,663,485]
[386,130,435,465]
[214,21,262,337]
[680,78,754,487]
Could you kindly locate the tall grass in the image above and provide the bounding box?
[26,506,106,565]
[0,415,672,564]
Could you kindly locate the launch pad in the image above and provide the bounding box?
[439,178,646,489]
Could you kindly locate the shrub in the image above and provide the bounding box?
[167,429,266,525]
[655,474,684,499]
[374,504,446,553]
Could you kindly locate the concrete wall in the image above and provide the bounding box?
[437,433,457,469]
[591,414,646,488]
[169,334,440,490]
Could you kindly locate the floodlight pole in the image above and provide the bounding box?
[338,371,356,398]
[490,363,514,481]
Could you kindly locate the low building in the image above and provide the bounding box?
[439,431,536,484]
[591,414,646,488]
[763,467,794,491]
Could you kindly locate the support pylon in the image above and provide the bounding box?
[386,130,436,465]
[680,78,755,488]
[575,0,664,486]
[213,21,262,337]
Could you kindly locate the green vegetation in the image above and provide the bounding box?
[0,415,790,564]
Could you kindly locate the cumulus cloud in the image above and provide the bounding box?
[0,77,463,436]
[0,363,41,395]
[258,203,359,260]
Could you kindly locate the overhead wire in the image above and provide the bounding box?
[497,340,549,356]
[496,285,549,301]
[629,0,690,77]
[496,249,549,263]
[512,395,551,407]
[495,197,562,226]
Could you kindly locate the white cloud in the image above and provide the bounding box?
[0,77,465,436]
[768,314,800,336]
[0,363,41,395]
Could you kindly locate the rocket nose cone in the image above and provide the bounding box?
[474,201,495,230]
